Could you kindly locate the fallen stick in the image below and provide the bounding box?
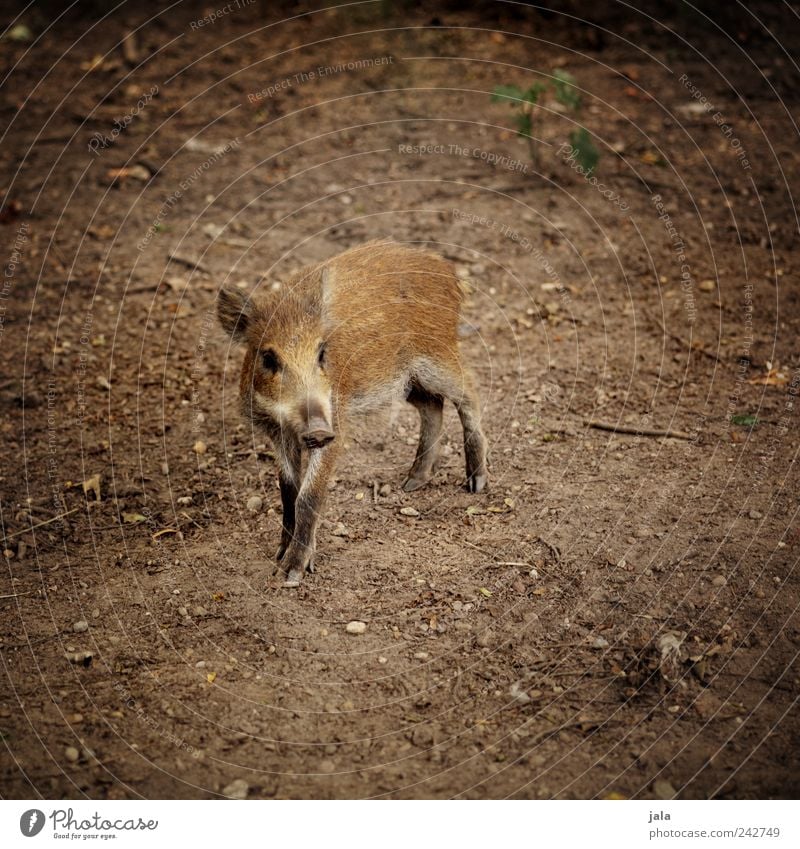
[167,252,209,273]
[4,508,80,539]
[585,420,692,440]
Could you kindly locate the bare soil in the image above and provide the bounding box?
[1,1,798,800]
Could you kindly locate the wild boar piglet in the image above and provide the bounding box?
[218,240,488,587]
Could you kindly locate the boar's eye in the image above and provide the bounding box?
[317,343,327,368]
[260,348,280,374]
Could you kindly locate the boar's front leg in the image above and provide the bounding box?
[275,434,301,562]
[282,441,340,587]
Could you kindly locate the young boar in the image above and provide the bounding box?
[218,240,488,587]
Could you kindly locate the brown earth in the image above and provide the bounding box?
[1,1,798,800]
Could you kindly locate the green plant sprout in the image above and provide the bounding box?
[492,69,600,175]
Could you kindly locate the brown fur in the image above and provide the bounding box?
[218,240,488,586]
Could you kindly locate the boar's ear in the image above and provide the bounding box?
[217,287,252,341]
[320,265,335,312]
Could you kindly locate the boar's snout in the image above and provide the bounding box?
[300,418,335,449]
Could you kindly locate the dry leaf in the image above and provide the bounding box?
[121,512,148,524]
[747,367,789,386]
[82,474,101,501]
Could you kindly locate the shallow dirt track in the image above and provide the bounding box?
[1,1,799,799]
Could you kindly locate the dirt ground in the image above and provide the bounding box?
[1,1,798,800]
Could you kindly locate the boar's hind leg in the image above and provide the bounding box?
[450,371,488,493]
[275,437,301,562]
[403,384,444,492]
[283,442,340,588]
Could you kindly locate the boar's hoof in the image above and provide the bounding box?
[467,472,487,493]
[284,568,303,588]
[402,474,430,493]
[283,557,315,587]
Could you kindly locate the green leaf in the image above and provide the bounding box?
[524,82,547,105]
[478,587,493,598]
[569,127,600,175]
[515,112,533,139]
[731,414,758,427]
[553,69,582,111]
[491,84,526,104]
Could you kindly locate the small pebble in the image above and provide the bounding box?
[413,651,429,659]
[64,746,80,763]
[222,778,249,799]
[698,279,716,292]
[476,630,492,648]
[653,778,677,800]
[711,575,727,587]
[748,509,763,520]
[177,606,188,618]
[509,682,531,703]
[331,522,349,537]
[399,507,420,517]
[378,483,392,497]
[592,636,610,649]
[73,620,89,633]
[246,495,263,513]
[193,440,207,455]
[345,621,367,635]
[318,759,336,774]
